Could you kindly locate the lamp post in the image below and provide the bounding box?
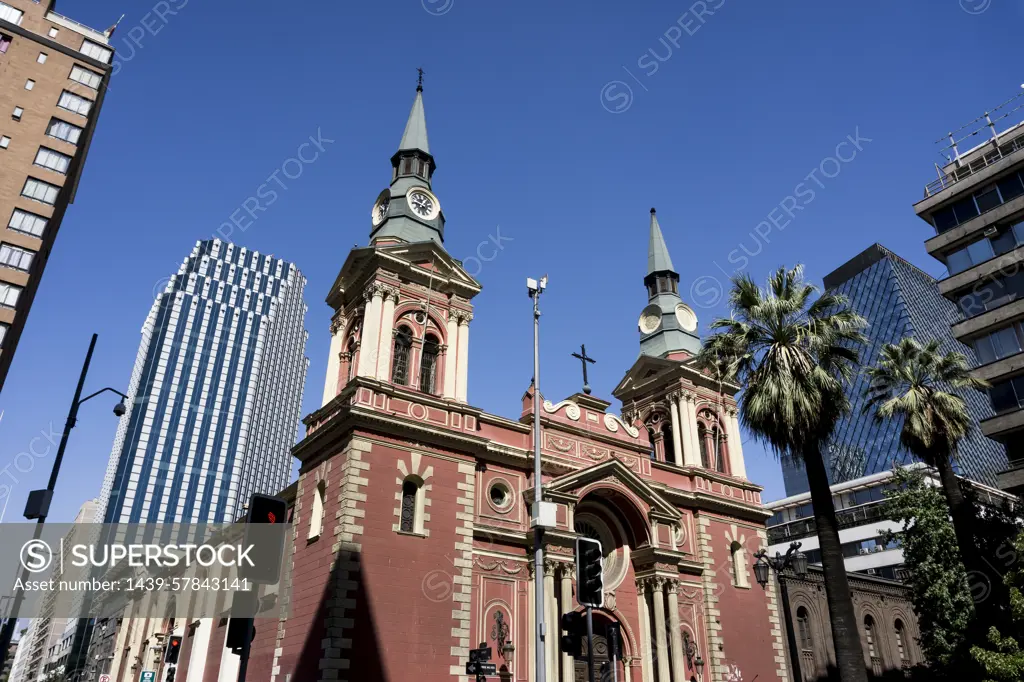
[753,542,809,682]
[682,631,705,681]
[0,334,129,672]
[527,276,548,682]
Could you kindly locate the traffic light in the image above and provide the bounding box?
[164,636,182,664]
[559,611,584,657]
[575,537,604,608]
[164,667,176,682]
[242,493,288,584]
[226,618,255,652]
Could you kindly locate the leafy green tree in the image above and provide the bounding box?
[695,265,869,682]
[972,531,1024,681]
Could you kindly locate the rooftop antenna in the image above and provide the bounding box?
[935,88,1024,167]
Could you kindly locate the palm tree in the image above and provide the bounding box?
[864,338,990,611]
[695,265,869,682]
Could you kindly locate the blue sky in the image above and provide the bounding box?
[1,0,1022,523]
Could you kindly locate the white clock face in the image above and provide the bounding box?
[675,303,698,332]
[639,305,661,334]
[371,189,391,227]
[407,188,440,221]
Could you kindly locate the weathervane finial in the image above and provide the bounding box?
[417,68,425,92]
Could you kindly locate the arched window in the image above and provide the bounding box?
[419,334,440,394]
[796,607,812,651]
[663,423,676,463]
[864,615,876,658]
[714,426,727,473]
[308,480,325,540]
[400,480,418,532]
[894,619,906,663]
[698,424,710,468]
[647,427,657,461]
[345,338,357,382]
[391,326,413,385]
[730,540,749,588]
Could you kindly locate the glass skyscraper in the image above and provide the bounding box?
[781,243,1007,495]
[96,239,309,523]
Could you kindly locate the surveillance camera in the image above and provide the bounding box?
[113,401,126,417]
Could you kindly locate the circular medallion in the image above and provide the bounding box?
[371,189,391,227]
[675,303,698,332]
[638,304,661,334]
[407,187,440,221]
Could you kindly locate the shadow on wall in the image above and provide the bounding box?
[808,666,921,681]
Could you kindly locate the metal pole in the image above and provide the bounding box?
[531,287,546,682]
[236,619,253,682]
[0,333,98,673]
[585,606,595,682]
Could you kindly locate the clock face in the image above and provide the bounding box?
[639,305,662,334]
[371,189,391,227]
[675,303,698,332]
[407,188,440,221]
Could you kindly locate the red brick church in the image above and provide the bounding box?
[246,84,789,682]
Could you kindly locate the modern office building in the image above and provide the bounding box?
[767,463,1016,582]
[94,239,309,524]
[0,0,114,393]
[913,96,1024,495]
[780,243,1006,496]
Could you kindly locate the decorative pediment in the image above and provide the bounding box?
[612,354,681,398]
[544,458,681,521]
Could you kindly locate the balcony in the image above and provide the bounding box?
[922,126,1024,199]
[981,405,1024,439]
[767,502,889,545]
[939,245,1024,298]
[952,297,1024,341]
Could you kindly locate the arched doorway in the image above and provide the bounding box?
[573,611,625,682]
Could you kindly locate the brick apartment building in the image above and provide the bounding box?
[0,0,113,392]
[135,84,789,682]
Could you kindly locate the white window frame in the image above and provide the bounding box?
[12,106,23,121]
[0,323,7,348]
[46,118,82,145]
[57,90,92,117]
[34,147,71,174]
[0,136,8,149]
[37,53,47,64]
[0,243,34,271]
[24,79,34,91]
[0,282,22,308]
[0,2,23,25]
[9,209,47,237]
[79,39,112,64]
[47,27,58,38]
[22,177,60,205]
[69,65,102,90]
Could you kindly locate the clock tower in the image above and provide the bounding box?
[370,80,445,245]
[638,208,701,359]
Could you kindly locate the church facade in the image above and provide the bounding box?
[241,84,790,682]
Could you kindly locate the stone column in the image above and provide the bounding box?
[375,288,398,380]
[443,312,459,399]
[321,316,345,406]
[667,581,686,682]
[636,579,654,682]
[560,565,575,682]
[357,286,383,377]
[456,312,472,402]
[675,393,693,467]
[668,394,684,467]
[544,560,559,682]
[682,395,702,467]
[727,409,747,478]
[652,579,671,682]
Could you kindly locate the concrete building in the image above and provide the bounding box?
[94,239,309,525]
[912,96,1024,495]
[170,83,788,682]
[0,0,113,394]
[781,244,1006,495]
[767,463,1016,582]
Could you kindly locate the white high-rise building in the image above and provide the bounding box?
[95,239,308,524]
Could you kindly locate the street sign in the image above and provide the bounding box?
[466,661,497,676]
[99,676,111,682]
[140,672,156,682]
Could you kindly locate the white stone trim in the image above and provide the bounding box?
[757,528,789,681]
[393,451,435,536]
[448,462,476,681]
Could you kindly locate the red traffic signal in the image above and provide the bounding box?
[164,635,182,664]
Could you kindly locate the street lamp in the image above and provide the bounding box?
[682,632,705,679]
[0,333,129,672]
[752,541,809,588]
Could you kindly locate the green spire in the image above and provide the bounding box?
[398,86,430,154]
[647,208,675,275]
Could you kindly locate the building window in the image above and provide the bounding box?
[0,136,8,149]
[48,27,58,38]
[974,324,1023,364]
[79,39,112,64]
[0,282,21,309]
[307,480,325,541]
[0,323,7,348]
[730,540,749,588]
[34,147,72,174]
[37,52,47,64]
[12,106,22,121]
[894,619,907,663]
[345,337,357,382]
[0,243,34,271]
[22,177,60,205]
[714,426,727,473]
[9,209,47,237]
[58,90,93,117]
[399,478,424,533]
[0,3,23,25]
[391,326,412,385]
[989,376,1024,414]
[662,423,675,463]
[46,118,83,145]
[698,424,710,468]
[864,615,876,658]
[24,79,34,91]
[796,607,812,651]
[419,334,439,394]
[69,65,102,89]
